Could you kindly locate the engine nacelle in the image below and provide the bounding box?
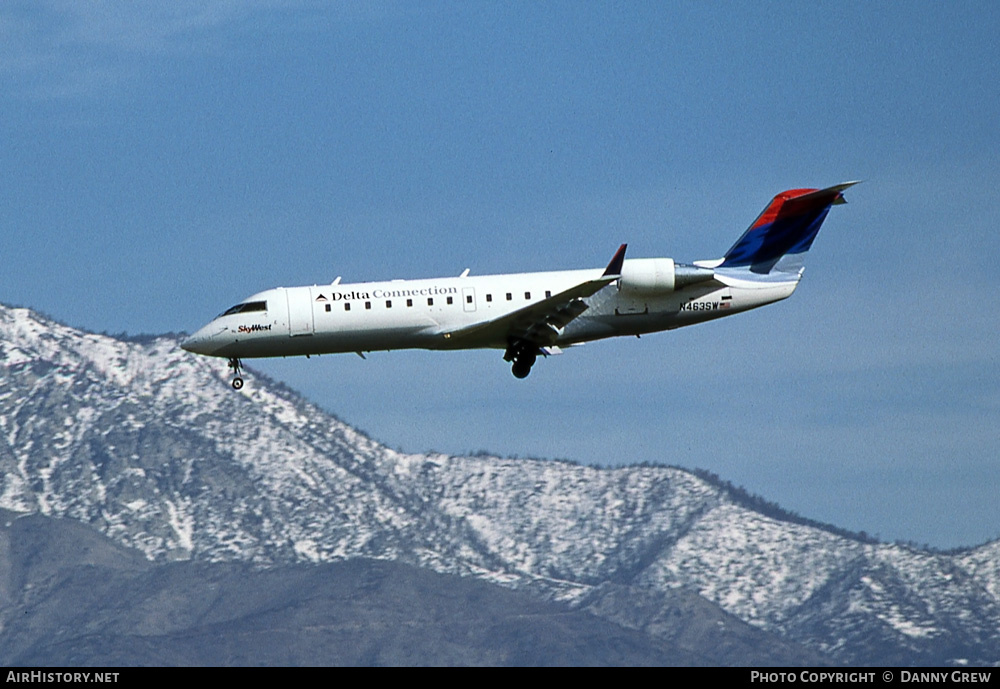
[618,258,677,295]
[618,258,716,295]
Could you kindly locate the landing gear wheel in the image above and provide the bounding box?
[506,345,537,379]
[512,360,532,378]
[227,357,245,390]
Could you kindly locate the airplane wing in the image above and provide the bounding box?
[440,244,627,350]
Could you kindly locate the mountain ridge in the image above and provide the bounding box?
[0,303,997,665]
[0,510,720,666]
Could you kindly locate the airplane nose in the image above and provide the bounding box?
[180,324,227,356]
[180,332,207,354]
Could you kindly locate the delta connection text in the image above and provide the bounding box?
[325,285,458,301]
[750,671,992,683]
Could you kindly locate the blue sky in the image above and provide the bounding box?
[2,1,998,548]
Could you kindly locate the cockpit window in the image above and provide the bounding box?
[220,301,267,317]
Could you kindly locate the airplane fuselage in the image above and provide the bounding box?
[182,261,797,360]
[181,182,854,384]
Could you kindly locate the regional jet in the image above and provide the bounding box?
[182,182,857,388]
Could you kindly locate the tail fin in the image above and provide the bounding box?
[720,182,858,275]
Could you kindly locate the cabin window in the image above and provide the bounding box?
[486,294,492,302]
[506,293,512,301]
[545,290,551,298]
[524,292,531,300]
[220,300,267,317]
[428,298,434,306]
[447,296,453,305]
[344,303,351,311]
[407,299,413,307]
[325,304,331,312]
[365,301,371,310]
[386,300,392,308]
[466,295,473,304]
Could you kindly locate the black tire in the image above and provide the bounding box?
[232,377,244,390]
[511,361,531,379]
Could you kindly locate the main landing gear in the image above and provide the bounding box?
[504,342,538,379]
[228,357,244,390]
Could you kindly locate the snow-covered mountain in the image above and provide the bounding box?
[0,304,996,665]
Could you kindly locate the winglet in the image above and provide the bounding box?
[602,244,627,277]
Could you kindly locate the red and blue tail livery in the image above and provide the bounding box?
[183,182,857,385]
[720,182,859,274]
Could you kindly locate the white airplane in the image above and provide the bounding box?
[182,182,857,388]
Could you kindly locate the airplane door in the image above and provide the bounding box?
[286,287,314,336]
[462,287,476,313]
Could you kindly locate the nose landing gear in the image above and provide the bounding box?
[228,357,244,389]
